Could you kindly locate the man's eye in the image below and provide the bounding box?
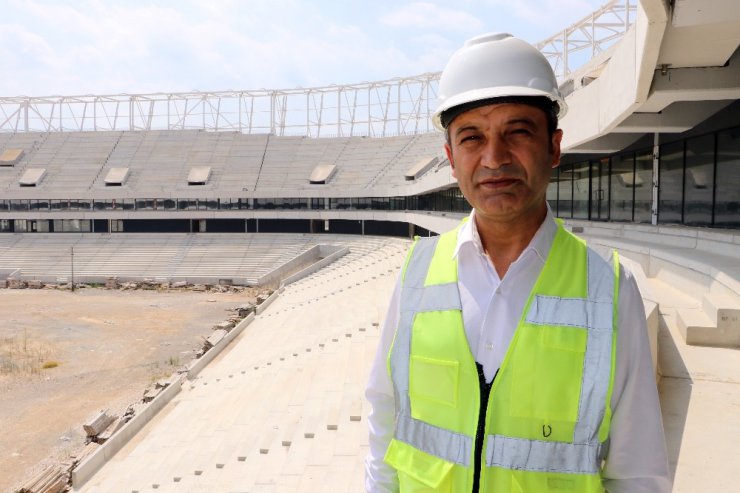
[460,135,480,143]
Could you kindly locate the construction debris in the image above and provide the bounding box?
[8,279,26,289]
[143,379,171,403]
[83,409,116,438]
[16,465,67,493]
[213,320,235,331]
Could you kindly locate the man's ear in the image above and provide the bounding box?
[550,129,563,169]
[445,142,457,178]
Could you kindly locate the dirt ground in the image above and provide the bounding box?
[0,286,260,493]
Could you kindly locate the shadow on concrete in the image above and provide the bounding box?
[657,319,693,484]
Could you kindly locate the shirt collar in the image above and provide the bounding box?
[452,205,558,264]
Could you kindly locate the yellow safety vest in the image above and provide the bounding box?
[385,221,619,492]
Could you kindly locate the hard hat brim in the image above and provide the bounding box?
[432,86,567,132]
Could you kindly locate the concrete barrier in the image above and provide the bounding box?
[255,245,321,287]
[72,373,183,488]
[282,246,349,286]
[255,289,280,315]
[72,310,260,488]
[186,312,256,379]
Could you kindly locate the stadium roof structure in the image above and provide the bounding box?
[0,1,639,138]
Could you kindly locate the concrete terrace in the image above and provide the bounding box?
[54,223,740,492]
[72,236,409,493]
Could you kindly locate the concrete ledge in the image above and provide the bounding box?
[282,246,349,286]
[569,221,740,300]
[255,289,280,315]
[255,244,346,287]
[72,311,260,488]
[186,312,256,379]
[71,373,183,488]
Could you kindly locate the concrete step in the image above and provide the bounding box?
[676,307,718,346]
[702,291,740,343]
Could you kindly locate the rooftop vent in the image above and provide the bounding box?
[104,167,130,187]
[188,166,211,185]
[309,164,337,185]
[19,168,46,187]
[0,148,24,167]
[405,157,439,181]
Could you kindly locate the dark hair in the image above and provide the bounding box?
[441,96,559,141]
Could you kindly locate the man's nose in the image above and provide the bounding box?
[480,135,511,169]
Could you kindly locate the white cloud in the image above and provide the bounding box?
[0,0,609,97]
[484,0,604,31]
[381,2,483,32]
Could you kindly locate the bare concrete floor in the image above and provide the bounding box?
[652,279,740,492]
[0,287,259,493]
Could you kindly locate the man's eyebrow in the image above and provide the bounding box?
[505,117,537,128]
[453,124,481,137]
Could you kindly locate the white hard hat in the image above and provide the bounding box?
[432,32,567,131]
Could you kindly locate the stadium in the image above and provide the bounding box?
[0,0,739,491]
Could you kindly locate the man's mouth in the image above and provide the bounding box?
[479,178,519,189]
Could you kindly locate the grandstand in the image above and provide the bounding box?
[1,0,739,491]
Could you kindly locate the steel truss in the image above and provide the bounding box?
[535,0,636,79]
[0,0,633,137]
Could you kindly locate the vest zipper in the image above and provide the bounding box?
[472,363,495,493]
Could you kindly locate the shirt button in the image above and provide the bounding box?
[485,342,494,350]
[495,287,502,295]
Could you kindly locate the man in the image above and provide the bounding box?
[365,33,670,492]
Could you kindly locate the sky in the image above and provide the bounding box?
[0,0,608,98]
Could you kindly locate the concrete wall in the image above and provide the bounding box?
[255,244,346,287]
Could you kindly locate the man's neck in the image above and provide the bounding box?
[474,204,548,279]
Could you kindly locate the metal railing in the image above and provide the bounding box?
[0,0,635,137]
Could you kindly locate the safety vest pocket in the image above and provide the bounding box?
[409,355,459,408]
[385,439,454,492]
[509,325,586,426]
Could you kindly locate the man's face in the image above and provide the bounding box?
[444,103,562,224]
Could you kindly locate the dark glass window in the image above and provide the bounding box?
[715,126,740,228]
[10,200,29,211]
[610,153,634,221]
[634,150,653,223]
[557,166,573,218]
[684,134,714,226]
[658,141,684,224]
[571,162,590,219]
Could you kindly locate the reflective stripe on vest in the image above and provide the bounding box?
[389,234,472,466]
[388,224,618,477]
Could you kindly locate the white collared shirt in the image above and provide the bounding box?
[365,209,671,492]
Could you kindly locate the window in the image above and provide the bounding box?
[610,153,634,221]
[633,150,653,223]
[684,134,714,226]
[658,141,684,224]
[571,162,590,219]
[715,126,740,228]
